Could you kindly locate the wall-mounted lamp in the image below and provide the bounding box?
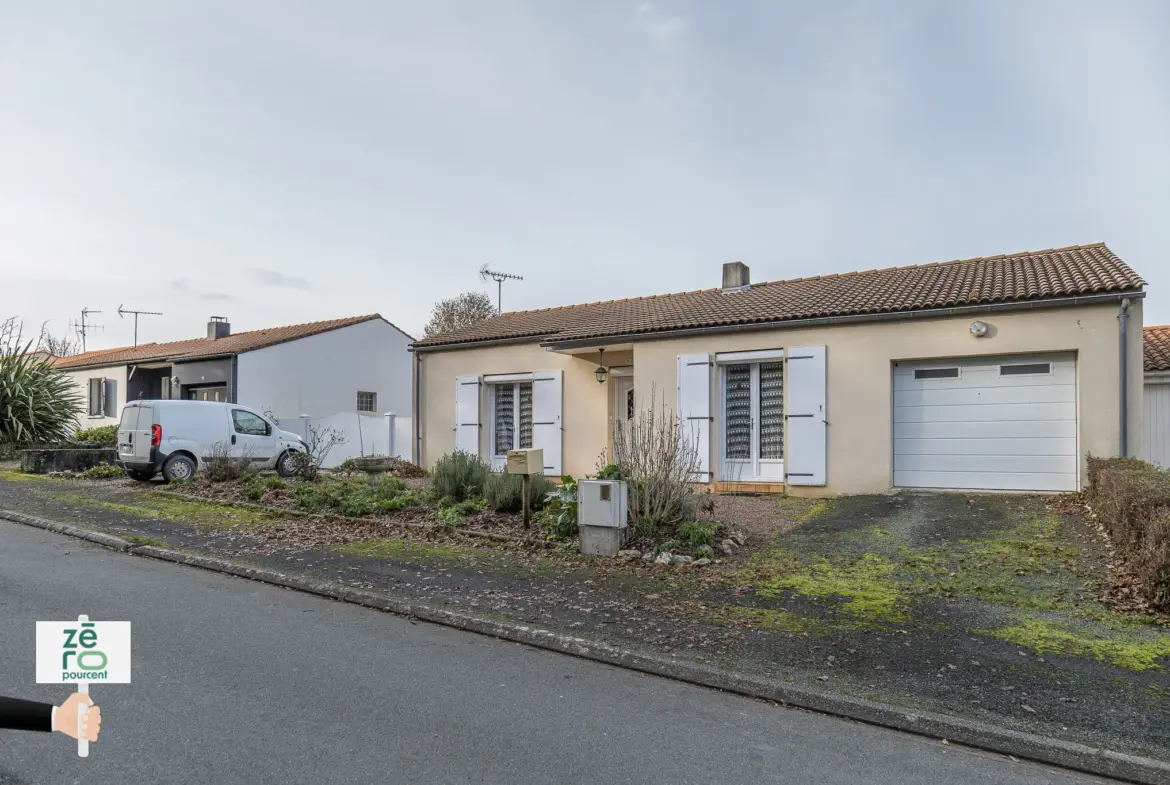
[595,348,608,384]
[969,320,989,338]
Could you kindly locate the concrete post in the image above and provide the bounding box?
[384,412,396,458]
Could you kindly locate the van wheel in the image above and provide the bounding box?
[276,450,299,478]
[162,454,197,483]
[128,470,156,482]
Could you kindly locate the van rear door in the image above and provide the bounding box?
[117,404,154,464]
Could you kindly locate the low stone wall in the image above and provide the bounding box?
[19,447,118,474]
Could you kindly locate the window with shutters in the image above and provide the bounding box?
[87,378,105,417]
[720,360,784,480]
[490,382,533,458]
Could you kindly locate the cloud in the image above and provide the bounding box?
[635,2,686,42]
[250,267,310,290]
[171,280,232,302]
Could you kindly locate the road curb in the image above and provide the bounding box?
[3,508,1167,784]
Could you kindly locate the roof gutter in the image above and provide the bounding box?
[410,334,559,354]
[540,290,1146,351]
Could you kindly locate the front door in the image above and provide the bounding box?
[719,361,785,482]
[611,375,635,429]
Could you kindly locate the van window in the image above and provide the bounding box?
[119,407,140,430]
[231,409,271,436]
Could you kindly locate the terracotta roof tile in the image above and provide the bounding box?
[55,315,386,370]
[1146,325,1170,372]
[413,243,1144,348]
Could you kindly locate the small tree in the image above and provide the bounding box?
[38,327,81,358]
[291,425,347,480]
[0,342,83,444]
[611,392,701,533]
[423,291,496,337]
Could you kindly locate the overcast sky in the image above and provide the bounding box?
[2,0,1167,350]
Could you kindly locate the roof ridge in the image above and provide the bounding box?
[495,243,1111,318]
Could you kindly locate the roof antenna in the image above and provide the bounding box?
[68,307,103,353]
[118,305,164,346]
[479,264,523,315]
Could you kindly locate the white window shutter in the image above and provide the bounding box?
[676,353,712,481]
[454,376,481,456]
[786,345,827,486]
[532,370,563,476]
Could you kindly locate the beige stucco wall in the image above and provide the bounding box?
[61,364,128,430]
[633,299,1144,496]
[417,344,620,477]
[417,300,1144,495]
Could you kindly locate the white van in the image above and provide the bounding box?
[116,400,308,482]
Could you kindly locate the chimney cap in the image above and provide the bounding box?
[207,316,231,340]
[722,261,751,292]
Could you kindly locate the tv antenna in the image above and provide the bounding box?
[118,305,164,346]
[68,307,103,353]
[479,264,523,315]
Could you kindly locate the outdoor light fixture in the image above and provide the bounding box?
[595,348,608,384]
[969,320,989,338]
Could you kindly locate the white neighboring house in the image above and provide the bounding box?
[56,315,413,466]
[1146,325,1170,468]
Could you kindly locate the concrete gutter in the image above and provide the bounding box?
[2,508,1167,785]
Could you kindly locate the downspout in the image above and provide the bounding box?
[230,354,239,404]
[412,352,421,465]
[1119,298,1130,457]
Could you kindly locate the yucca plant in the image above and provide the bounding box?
[0,343,83,445]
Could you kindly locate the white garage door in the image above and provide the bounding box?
[893,353,1077,492]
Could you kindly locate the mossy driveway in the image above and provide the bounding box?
[1,472,1168,763]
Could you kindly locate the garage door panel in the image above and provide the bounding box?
[895,453,1077,474]
[895,401,1075,423]
[894,420,1076,440]
[895,437,1076,456]
[894,470,1076,492]
[895,385,1075,407]
[893,370,1074,390]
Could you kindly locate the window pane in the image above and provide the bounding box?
[494,384,515,455]
[914,368,959,380]
[758,362,784,459]
[357,391,377,412]
[232,410,268,435]
[518,383,533,449]
[1000,363,1050,376]
[724,365,751,460]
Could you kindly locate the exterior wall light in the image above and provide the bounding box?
[595,348,608,384]
[969,320,989,338]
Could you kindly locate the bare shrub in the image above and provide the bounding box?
[611,395,700,533]
[1086,455,1170,611]
[202,441,250,483]
[290,425,346,481]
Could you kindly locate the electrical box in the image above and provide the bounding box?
[578,480,628,529]
[506,448,544,475]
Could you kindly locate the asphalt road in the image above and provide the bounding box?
[0,522,1110,785]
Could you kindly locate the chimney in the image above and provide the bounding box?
[722,261,750,292]
[207,316,231,339]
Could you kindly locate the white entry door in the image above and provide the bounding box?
[893,353,1077,491]
[719,361,785,481]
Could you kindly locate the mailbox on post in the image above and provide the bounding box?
[506,448,544,528]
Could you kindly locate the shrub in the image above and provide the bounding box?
[74,425,117,446]
[77,463,124,480]
[538,476,578,539]
[611,397,700,530]
[202,442,247,483]
[245,484,264,502]
[483,472,555,513]
[436,506,465,530]
[0,347,82,444]
[293,483,322,512]
[1086,456,1170,610]
[264,476,287,491]
[430,452,489,502]
[678,520,717,548]
[289,425,346,481]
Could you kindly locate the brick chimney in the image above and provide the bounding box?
[722,261,750,292]
[207,316,231,339]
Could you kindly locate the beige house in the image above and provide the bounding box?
[411,243,1146,496]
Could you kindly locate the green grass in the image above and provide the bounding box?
[0,469,53,482]
[337,537,466,561]
[125,535,166,547]
[738,549,907,623]
[47,490,277,529]
[979,616,1170,672]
